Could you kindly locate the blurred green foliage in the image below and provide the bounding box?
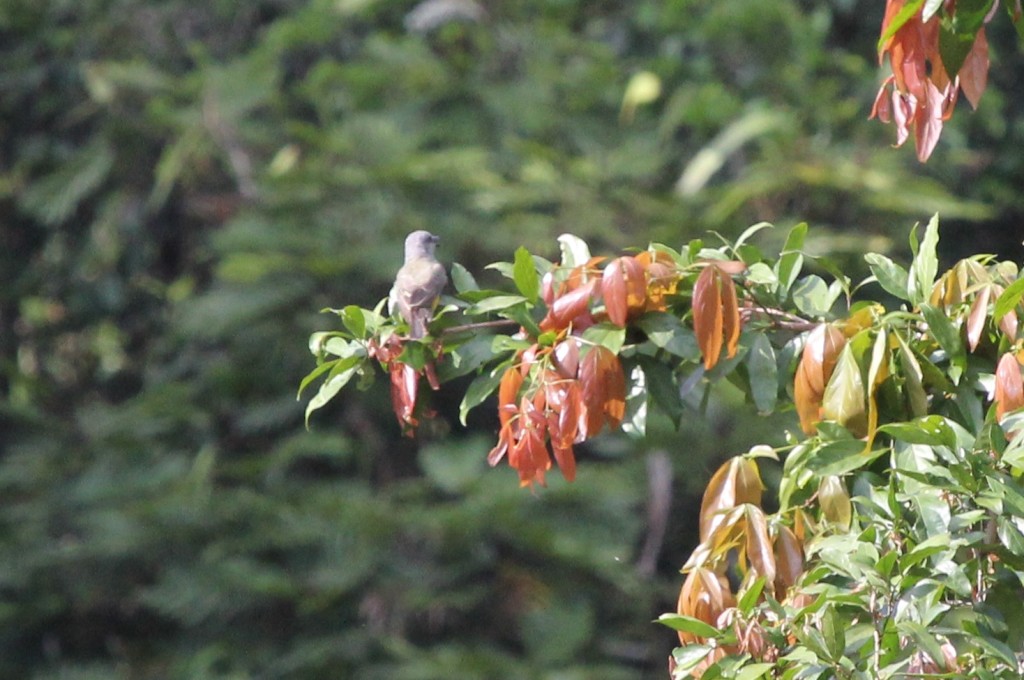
[1,0,1022,677]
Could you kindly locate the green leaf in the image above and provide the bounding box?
[670,644,715,673]
[639,357,683,425]
[467,295,529,314]
[879,415,957,448]
[994,275,1024,323]
[877,0,925,52]
[437,335,497,381]
[792,275,834,317]
[776,222,807,298]
[898,621,950,672]
[938,0,995,75]
[920,303,964,360]
[820,605,845,662]
[908,215,940,305]
[821,344,866,433]
[864,253,910,301]
[459,367,505,426]
[304,356,362,426]
[513,246,540,302]
[340,305,366,338]
[733,221,772,250]
[582,322,627,355]
[806,439,887,476]
[735,664,775,680]
[297,360,337,399]
[655,613,721,638]
[450,262,479,293]
[737,576,766,615]
[746,334,778,414]
[637,313,702,361]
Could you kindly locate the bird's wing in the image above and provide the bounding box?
[395,259,447,311]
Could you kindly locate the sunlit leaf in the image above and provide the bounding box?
[966,284,991,352]
[776,222,807,298]
[579,345,626,436]
[864,253,910,301]
[693,265,724,370]
[909,215,940,304]
[818,475,852,530]
[994,275,1024,324]
[655,613,721,638]
[513,246,540,302]
[557,233,592,268]
[821,344,866,436]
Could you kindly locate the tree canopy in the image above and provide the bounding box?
[3,1,1024,678]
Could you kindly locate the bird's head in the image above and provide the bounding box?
[405,230,441,261]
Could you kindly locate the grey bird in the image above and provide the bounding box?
[389,231,448,338]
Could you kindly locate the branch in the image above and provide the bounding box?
[438,319,519,336]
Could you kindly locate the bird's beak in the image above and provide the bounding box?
[431,235,441,245]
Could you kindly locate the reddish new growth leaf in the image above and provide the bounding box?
[693,264,742,370]
[487,338,590,487]
[793,323,846,434]
[871,0,991,161]
[635,250,679,312]
[368,334,441,435]
[601,256,647,327]
[579,345,626,437]
[539,259,604,333]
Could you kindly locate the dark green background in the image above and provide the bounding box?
[2,1,1022,677]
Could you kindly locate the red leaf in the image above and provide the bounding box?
[960,27,989,110]
[552,337,580,378]
[693,266,724,370]
[579,345,626,436]
[390,363,419,432]
[498,366,524,428]
[915,79,946,162]
[602,258,628,327]
[541,278,598,331]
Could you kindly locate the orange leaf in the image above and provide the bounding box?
[693,265,724,370]
[793,361,820,435]
[601,256,647,327]
[995,352,1024,422]
[677,568,735,645]
[579,345,626,436]
[966,285,991,353]
[720,269,741,359]
[699,457,762,543]
[498,366,524,428]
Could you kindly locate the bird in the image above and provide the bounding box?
[389,230,448,338]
